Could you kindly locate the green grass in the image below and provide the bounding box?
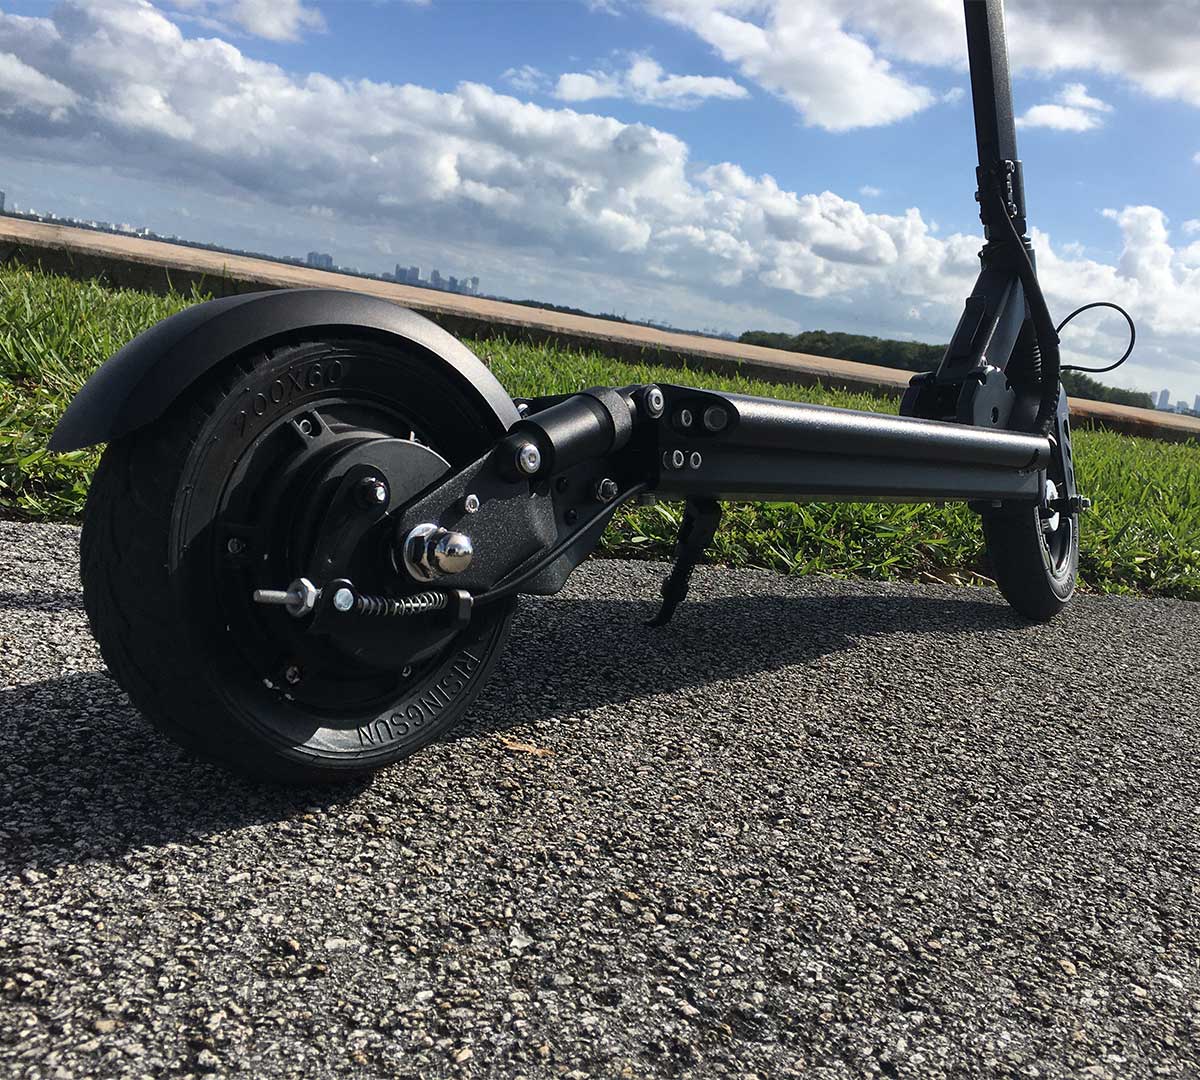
[2,263,1198,599]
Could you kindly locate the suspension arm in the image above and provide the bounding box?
[378,383,1050,601]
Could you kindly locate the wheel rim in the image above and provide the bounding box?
[169,339,510,760]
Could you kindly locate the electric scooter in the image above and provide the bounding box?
[50,0,1092,782]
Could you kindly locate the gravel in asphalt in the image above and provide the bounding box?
[1,520,1199,1079]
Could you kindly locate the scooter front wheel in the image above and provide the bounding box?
[981,488,1078,621]
[80,336,515,783]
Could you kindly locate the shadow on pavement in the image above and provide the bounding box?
[0,589,1020,872]
[455,589,1026,740]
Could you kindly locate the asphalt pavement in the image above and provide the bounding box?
[2,520,1199,1079]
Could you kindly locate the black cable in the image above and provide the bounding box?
[473,481,649,606]
[1056,301,1137,374]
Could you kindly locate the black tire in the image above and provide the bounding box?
[80,335,514,783]
[982,501,1078,621]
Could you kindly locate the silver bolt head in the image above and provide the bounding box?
[676,408,694,429]
[595,478,619,502]
[285,665,303,685]
[462,493,481,514]
[670,449,686,470]
[645,386,665,417]
[516,441,542,476]
[332,586,355,612]
[688,451,703,470]
[433,531,474,575]
[702,406,728,432]
[226,537,246,555]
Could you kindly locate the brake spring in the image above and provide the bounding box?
[354,591,449,617]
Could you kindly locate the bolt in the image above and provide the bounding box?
[401,666,413,679]
[296,417,313,436]
[644,386,665,418]
[516,441,542,476]
[688,451,703,470]
[676,408,694,429]
[517,402,530,416]
[332,587,355,613]
[462,493,481,514]
[285,664,303,685]
[594,477,619,502]
[670,449,686,470]
[564,508,578,525]
[226,537,246,556]
[702,406,728,432]
[356,475,389,508]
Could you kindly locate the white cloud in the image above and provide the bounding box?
[0,50,76,115]
[859,185,882,198]
[644,0,935,130]
[1057,83,1112,113]
[168,0,323,41]
[0,0,1197,396]
[1017,83,1111,132]
[645,1,1200,130]
[553,54,747,109]
[502,64,545,94]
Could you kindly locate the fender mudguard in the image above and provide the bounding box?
[49,288,519,451]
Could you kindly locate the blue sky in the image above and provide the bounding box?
[1,0,1198,401]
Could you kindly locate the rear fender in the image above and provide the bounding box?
[49,288,518,451]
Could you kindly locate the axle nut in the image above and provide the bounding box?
[403,523,475,582]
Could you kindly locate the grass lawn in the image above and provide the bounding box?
[2,264,1198,599]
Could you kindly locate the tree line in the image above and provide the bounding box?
[739,329,1154,410]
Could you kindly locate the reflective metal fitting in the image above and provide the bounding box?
[462,493,481,514]
[688,451,703,470]
[252,577,319,618]
[594,477,619,502]
[402,523,475,582]
[515,441,542,476]
[643,385,665,418]
[356,475,389,508]
[702,406,728,432]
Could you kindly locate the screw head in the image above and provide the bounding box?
[462,493,481,514]
[594,477,619,502]
[225,537,246,556]
[644,386,665,418]
[332,587,355,612]
[676,408,694,429]
[688,451,703,470]
[285,664,303,685]
[702,406,728,432]
[357,475,389,508]
[516,442,542,476]
[670,449,686,470]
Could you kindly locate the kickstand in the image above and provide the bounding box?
[648,498,721,627]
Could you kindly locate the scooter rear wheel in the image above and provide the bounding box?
[80,335,514,783]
